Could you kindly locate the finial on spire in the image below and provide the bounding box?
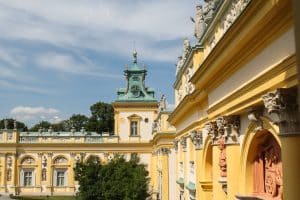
[133,50,137,64]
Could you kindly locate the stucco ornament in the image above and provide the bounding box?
[218,136,227,177]
[247,107,264,131]
[216,116,240,144]
[42,156,47,167]
[160,148,170,155]
[176,56,184,75]
[206,121,218,142]
[173,140,179,152]
[180,137,187,152]
[192,5,206,40]
[190,130,203,150]
[262,88,299,134]
[159,94,167,111]
[152,120,158,133]
[253,137,283,199]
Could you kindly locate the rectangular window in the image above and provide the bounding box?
[24,171,32,186]
[130,121,138,136]
[56,171,65,186]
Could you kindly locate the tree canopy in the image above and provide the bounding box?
[29,101,114,133]
[75,155,150,200]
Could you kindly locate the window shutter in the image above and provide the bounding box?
[53,170,57,186]
[32,170,35,186]
[20,170,24,186]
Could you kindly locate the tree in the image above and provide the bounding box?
[86,102,114,133]
[0,119,28,131]
[29,121,52,131]
[75,155,150,200]
[64,114,89,131]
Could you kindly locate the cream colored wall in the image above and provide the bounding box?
[118,110,155,141]
[208,28,295,106]
[176,109,205,133]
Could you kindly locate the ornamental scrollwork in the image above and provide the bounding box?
[262,88,299,135]
[190,130,203,150]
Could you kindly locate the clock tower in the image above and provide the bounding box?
[112,51,158,142]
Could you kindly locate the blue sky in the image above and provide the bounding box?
[0,0,199,127]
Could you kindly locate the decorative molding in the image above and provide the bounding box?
[180,137,187,152]
[173,140,179,152]
[262,87,300,135]
[205,121,218,143]
[160,148,171,155]
[247,106,264,131]
[216,115,240,144]
[190,130,203,150]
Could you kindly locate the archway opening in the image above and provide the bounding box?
[246,130,282,200]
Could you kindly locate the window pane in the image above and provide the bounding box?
[130,121,138,136]
[56,171,65,186]
[24,171,32,186]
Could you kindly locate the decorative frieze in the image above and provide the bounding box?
[190,130,203,150]
[262,88,300,135]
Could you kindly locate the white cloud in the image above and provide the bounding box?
[35,52,120,78]
[10,106,61,124]
[0,0,197,62]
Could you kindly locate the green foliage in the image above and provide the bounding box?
[75,155,150,200]
[0,118,28,131]
[29,101,114,133]
[86,102,114,133]
[29,121,52,131]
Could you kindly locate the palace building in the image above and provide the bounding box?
[0,51,159,196]
[1,0,300,199]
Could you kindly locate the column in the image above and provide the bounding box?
[69,153,76,191]
[37,153,43,192]
[180,137,188,200]
[151,151,158,200]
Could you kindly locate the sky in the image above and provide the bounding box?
[0,0,199,127]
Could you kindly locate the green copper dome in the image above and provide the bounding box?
[115,51,157,102]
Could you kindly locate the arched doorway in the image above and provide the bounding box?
[246,130,283,200]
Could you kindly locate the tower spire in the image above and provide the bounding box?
[133,50,137,64]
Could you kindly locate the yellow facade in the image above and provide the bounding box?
[166,0,300,199]
[1,0,300,199]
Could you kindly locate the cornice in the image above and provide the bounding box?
[173,45,203,89]
[207,55,297,118]
[190,0,293,92]
[168,89,207,125]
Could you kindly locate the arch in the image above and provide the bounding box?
[20,156,36,165]
[202,135,213,181]
[240,117,282,198]
[53,155,68,165]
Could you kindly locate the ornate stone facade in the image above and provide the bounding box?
[262,88,299,135]
[190,131,203,150]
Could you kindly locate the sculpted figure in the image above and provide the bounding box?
[192,5,206,40]
[182,38,191,59]
[159,95,167,111]
[218,137,227,177]
[203,0,217,24]
[176,56,184,75]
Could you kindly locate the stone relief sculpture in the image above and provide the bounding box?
[6,169,11,181]
[218,136,227,178]
[176,56,184,75]
[192,5,206,40]
[7,157,12,167]
[253,137,283,199]
[42,168,47,181]
[159,94,167,111]
[42,156,47,167]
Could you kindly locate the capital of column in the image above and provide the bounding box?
[189,130,203,150]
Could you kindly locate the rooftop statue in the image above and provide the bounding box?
[182,38,191,59]
[203,0,217,24]
[176,56,184,75]
[191,5,206,40]
[159,94,167,111]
